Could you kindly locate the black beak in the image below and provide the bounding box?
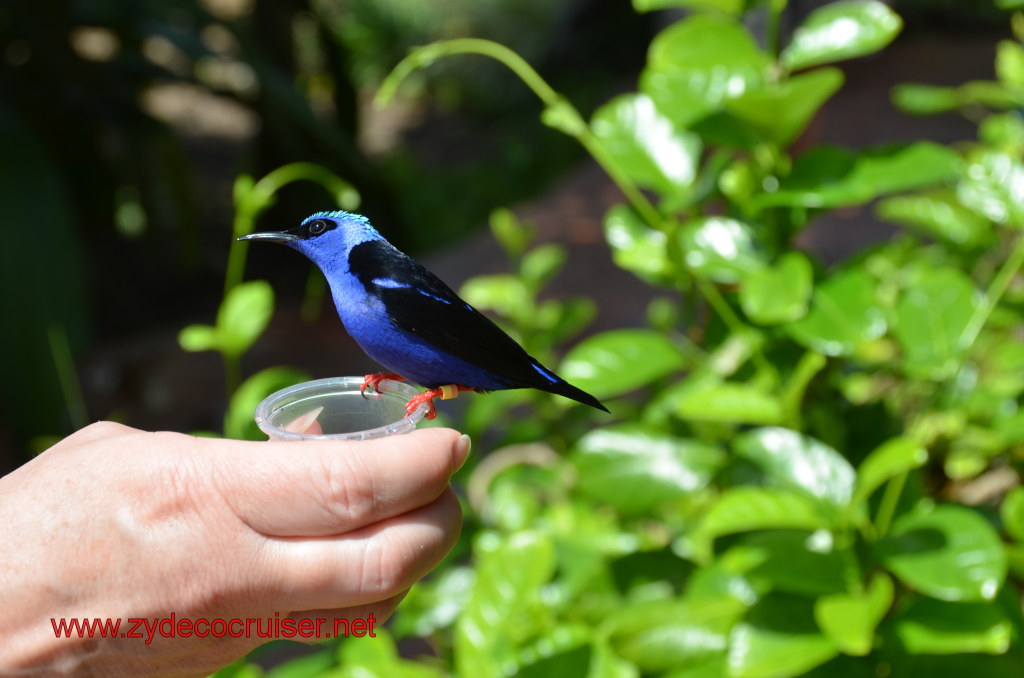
[236,231,299,243]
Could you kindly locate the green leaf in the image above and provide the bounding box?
[731,531,849,597]
[177,324,218,352]
[560,329,686,400]
[633,0,745,14]
[674,378,784,425]
[604,205,673,284]
[460,274,532,323]
[609,597,745,671]
[217,280,275,358]
[641,15,770,127]
[727,593,839,678]
[782,0,902,71]
[893,266,978,379]
[489,207,532,258]
[787,269,886,357]
[591,93,701,198]
[695,487,832,559]
[734,427,856,508]
[392,566,474,639]
[573,424,725,514]
[891,598,1013,655]
[957,149,1024,226]
[814,572,893,656]
[853,437,928,505]
[224,366,311,440]
[878,504,1008,602]
[891,83,961,115]
[756,143,960,209]
[726,68,844,145]
[876,190,993,248]
[1001,486,1024,542]
[455,531,555,677]
[519,244,566,291]
[980,112,1024,156]
[677,217,765,283]
[740,251,813,325]
[996,40,1024,86]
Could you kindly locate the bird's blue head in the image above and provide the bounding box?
[237,210,384,272]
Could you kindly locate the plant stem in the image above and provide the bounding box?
[47,324,88,430]
[874,471,907,537]
[959,232,1024,349]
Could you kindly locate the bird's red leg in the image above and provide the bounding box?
[361,372,406,395]
[406,384,474,420]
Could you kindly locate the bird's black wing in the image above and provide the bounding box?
[348,239,553,388]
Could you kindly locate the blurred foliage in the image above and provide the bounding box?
[208,0,1024,676]
[0,0,649,455]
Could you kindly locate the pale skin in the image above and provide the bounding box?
[0,422,469,676]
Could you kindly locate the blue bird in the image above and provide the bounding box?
[238,210,609,419]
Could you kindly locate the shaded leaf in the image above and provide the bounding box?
[727,593,838,678]
[891,83,962,115]
[726,68,844,145]
[1001,486,1024,542]
[573,424,725,513]
[891,598,1013,655]
[740,251,813,325]
[878,504,1007,602]
[731,531,849,597]
[674,377,784,425]
[787,269,886,356]
[782,0,903,71]
[893,266,978,379]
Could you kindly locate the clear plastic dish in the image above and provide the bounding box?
[253,377,427,441]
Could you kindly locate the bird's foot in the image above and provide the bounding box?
[361,373,406,397]
[407,384,474,420]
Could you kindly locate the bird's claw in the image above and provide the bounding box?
[360,373,406,399]
[406,384,473,420]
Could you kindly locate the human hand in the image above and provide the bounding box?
[0,422,468,677]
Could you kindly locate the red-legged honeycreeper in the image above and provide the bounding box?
[238,211,609,419]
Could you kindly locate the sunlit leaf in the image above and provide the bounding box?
[677,216,765,283]
[787,269,886,356]
[814,573,893,656]
[734,427,856,508]
[740,251,812,325]
[633,0,745,14]
[217,280,275,358]
[891,83,961,115]
[178,324,218,352]
[878,504,1007,602]
[574,424,725,513]
[727,593,838,678]
[592,93,702,198]
[957,149,1024,226]
[853,437,928,505]
[876,190,993,248]
[674,378,784,425]
[560,329,686,400]
[604,205,673,284]
[641,15,770,127]
[782,0,902,71]
[996,40,1024,86]
[609,597,744,670]
[1001,486,1024,542]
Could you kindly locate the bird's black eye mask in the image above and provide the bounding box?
[295,218,337,239]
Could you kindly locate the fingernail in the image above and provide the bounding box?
[453,434,471,473]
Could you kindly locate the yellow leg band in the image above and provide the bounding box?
[439,384,460,400]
